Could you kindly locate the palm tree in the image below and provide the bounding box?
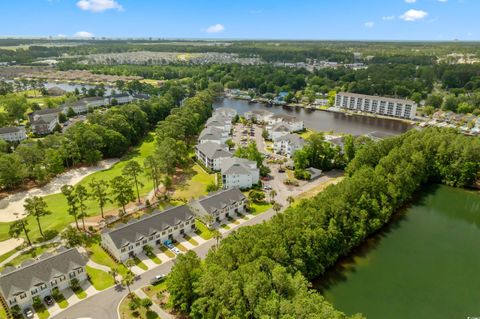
[9,219,32,246]
[286,196,295,206]
[23,196,51,239]
[109,267,118,284]
[269,190,277,203]
[89,178,110,219]
[122,161,144,203]
[203,214,214,229]
[61,185,80,230]
[122,270,135,297]
[212,229,222,249]
[125,258,136,270]
[75,185,89,231]
[273,202,283,214]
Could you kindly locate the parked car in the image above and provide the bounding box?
[150,274,166,285]
[172,247,181,254]
[24,307,34,319]
[44,295,54,306]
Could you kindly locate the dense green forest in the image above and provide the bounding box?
[166,128,479,319]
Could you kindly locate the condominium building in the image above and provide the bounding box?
[198,127,229,145]
[273,134,305,158]
[0,126,27,142]
[220,157,259,189]
[101,205,196,262]
[195,142,232,171]
[0,247,87,310]
[335,92,417,120]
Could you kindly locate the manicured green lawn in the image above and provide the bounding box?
[53,293,69,309]
[160,246,175,258]
[142,281,167,300]
[221,224,231,230]
[249,202,272,215]
[86,265,114,291]
[184,234,198,246]
[0,246,22,264]
[173,164,215,201]
[0,244,58,271]
[146,252,161,264]
[0,304,8,319]
[119,293,159,319]
[73,287,87,299]
[195,220,213,240]
[86,243,129,278]
[297,129,315,139]
[133,257,148,270]
[0,134,157,242]
[33,303,50,319]
[174,241,188,252]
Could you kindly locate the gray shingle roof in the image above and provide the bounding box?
[191,188,246,215]
[275,133,305,146]
[0,126,23,134]
[220,157,257,176]
[272,123,291,132]
[199,127,227,140]
[0,248,87,300]
[103,205,195,249]
[32,113,58,125]
[31,108,63,116]
[196,142,232,159]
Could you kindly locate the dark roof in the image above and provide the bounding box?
[31,108,63,116]
[32,113,58,125]
[196,142,232,159]
[0,248,87,300]
[133,94,150,100]
[0,126,23,134]
[63,100,87,108]
[104,205,195,249]
[110,93,131,99]
[82,96,108,102]
[191,188,246,215]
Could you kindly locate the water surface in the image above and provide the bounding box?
[315,185,480,319]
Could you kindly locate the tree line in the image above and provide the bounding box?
[166,128,479,319]
[0,85,186,191]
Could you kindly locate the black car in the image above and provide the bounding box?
[44,295,54,306]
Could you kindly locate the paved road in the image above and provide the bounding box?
[51,208,279,319]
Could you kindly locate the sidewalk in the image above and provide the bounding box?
[134,288,173,319]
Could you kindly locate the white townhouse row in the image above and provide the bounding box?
[0,126,27,142]
[220,157,259,189]
[195,142,232,171]
[334,92,417,120]
[189,188,247,226]
[273,134,305,158]
[101,205,196,262]
[28,108,62,135]
[267,115,305,140]
[0,247,87,310]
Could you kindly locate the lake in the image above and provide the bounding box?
[315,185,480,319]
[214,98,412,136]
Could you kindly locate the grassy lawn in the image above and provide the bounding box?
[184,234,198,246]
[142,281,167,301]
[0,305,8,319]
[53,293,69,309]
[160,246,175,258]
[73,287,87,299]
[195,220,213,240]
[119,293,159,319]
[0,134,157,242]
[173,163,215,201]
[249,202,272,215]
[174,241,188,252]
[228,217,240,225]
[33,303,50,319]
[133,257,148,271]
[0,244,58,271]
[0,246,22,264]
[86,265,114,291]
[86,243,129,278]
[297,129,315,139]
[146,252,161,264]
[221,224,231,230]
[294,177,344,205]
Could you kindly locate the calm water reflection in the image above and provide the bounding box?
[214,98,412,135]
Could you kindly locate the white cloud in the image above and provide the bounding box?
[364,21,375,28]
[405,0,416,3]
[74,31,94,38]
[76,0,123,13]
[400,9,428,21]
[382,16,395,21]
[205,24,225,33]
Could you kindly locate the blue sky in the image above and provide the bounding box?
[0,0,478,40]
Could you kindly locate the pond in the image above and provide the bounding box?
[214,98,412,136]
[315,185,480,319]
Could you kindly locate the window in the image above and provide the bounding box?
[77,268,84,274]
[19,293,27,300]
[51,280,57,286]
[136,242,140,247]
[69,272,76,279]
[9,298,16,306]
[121,248,126,253]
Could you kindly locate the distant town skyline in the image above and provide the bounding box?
[1,0,478,41]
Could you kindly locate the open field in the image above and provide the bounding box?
[172,163,215,201]
[0,134,156,242]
